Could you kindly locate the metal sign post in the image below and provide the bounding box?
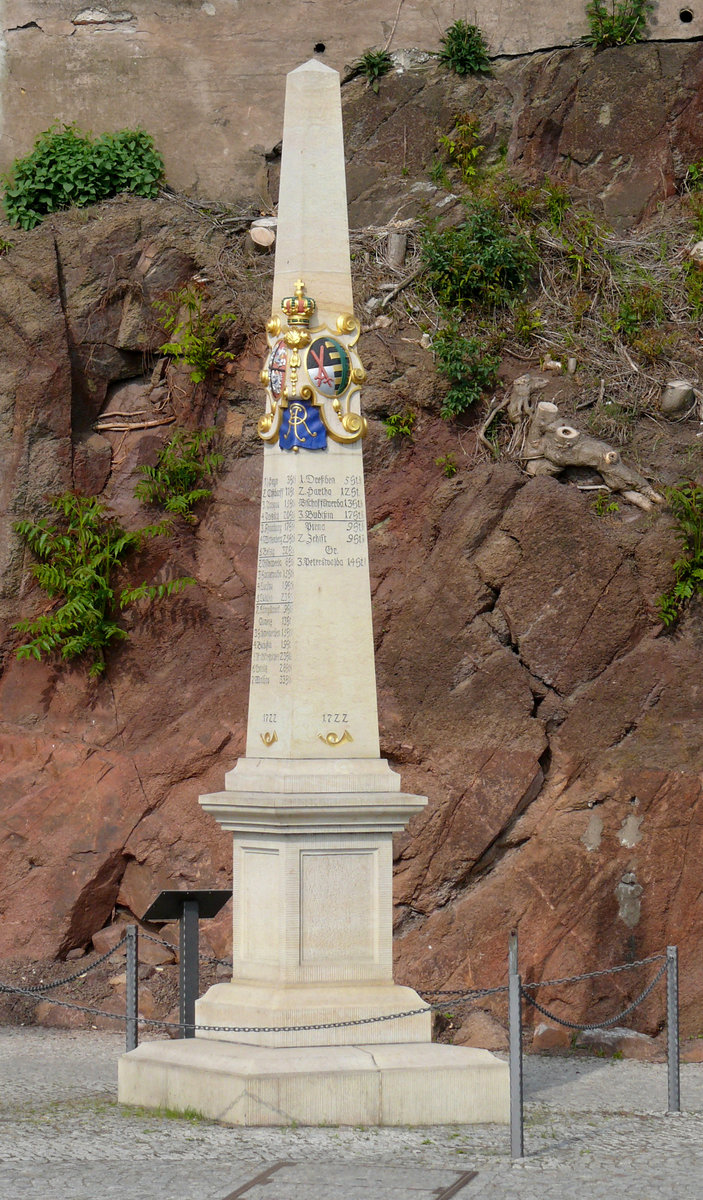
[141,889,232,1040]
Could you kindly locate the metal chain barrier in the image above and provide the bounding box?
[139,929,232,968]
[521,951,666,991]
[0,936,127,995]
[521,960,667,1031]
[0,978,504,1033]
[508,939,679,1163]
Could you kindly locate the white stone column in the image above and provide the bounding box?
[194,58,430,1044]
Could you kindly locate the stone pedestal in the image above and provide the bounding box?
[118,1041,509,1127]
[195,765,430,1047]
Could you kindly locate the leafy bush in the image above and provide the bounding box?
[134,427,223,523]
[422,201,534,309]
[351,48,393,92]
[543,180,571,227]
[437,20,491,75]
[433,327,500,418]
[584,0,653,49]
[658,481,703,626]
[13,494,193,676]
[2,125,164,230]
[156,286,236,383]
[513,303,544,343]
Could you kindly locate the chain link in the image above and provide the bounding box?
[0,937,127,996]
[521,961,667,1031]
[520,952,666,991]
[138,929,232,968]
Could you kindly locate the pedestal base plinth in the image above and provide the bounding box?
[195,981,431,1046]
[118,1039,509,1126]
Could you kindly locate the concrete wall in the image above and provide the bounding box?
[1,0,701,202]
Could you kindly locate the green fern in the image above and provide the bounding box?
[155,286,235,383]
[13,493,194,677]
[657,481,703,627]
[134,428,223,524]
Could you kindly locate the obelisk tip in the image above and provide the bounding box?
[290,58,339,77]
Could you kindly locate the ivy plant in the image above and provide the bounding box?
[156,286,236,383]
[13,493,193,677]
[134,428,223,524]
[2,125,164,230]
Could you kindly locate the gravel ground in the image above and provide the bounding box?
[1,1026,702,1199]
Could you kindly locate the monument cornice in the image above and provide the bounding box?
[199,790,428,834]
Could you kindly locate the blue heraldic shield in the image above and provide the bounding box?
[279,400,327,451]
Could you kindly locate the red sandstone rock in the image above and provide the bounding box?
[453,1010,509,1052]
[531,1023,572,1052]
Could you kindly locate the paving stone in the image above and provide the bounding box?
[1,1027,703,1200]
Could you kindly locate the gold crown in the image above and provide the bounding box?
[282,279,316,327]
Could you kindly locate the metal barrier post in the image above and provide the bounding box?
[125,925,139,1052]
[666,945,680,1113]
[508,931,524,1158]
[179,899,199,1039]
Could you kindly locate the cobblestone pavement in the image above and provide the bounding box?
[2,1026,703,1199]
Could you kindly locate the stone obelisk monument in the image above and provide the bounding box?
[119,60,508,1126]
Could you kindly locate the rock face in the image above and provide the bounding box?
[342,44,703,229]
[0,180,702,1044]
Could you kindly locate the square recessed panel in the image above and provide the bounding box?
[300,849,377,963]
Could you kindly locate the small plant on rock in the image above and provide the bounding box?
[383,409,416,440]
[13,493,193,677]
[433,326,500,419]
[156,286,236,383]
[584,0,654,49]
[2,124,164,230]
[592,492,620,516]
[350,47,393,93]
[437,20,491,76]
[134,427,223,524]
[435,453,458,477]
[657,480,703,626]
[438,114,485,184]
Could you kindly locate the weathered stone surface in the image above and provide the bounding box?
[576,1027,663,1061]
[343,45,703,229]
